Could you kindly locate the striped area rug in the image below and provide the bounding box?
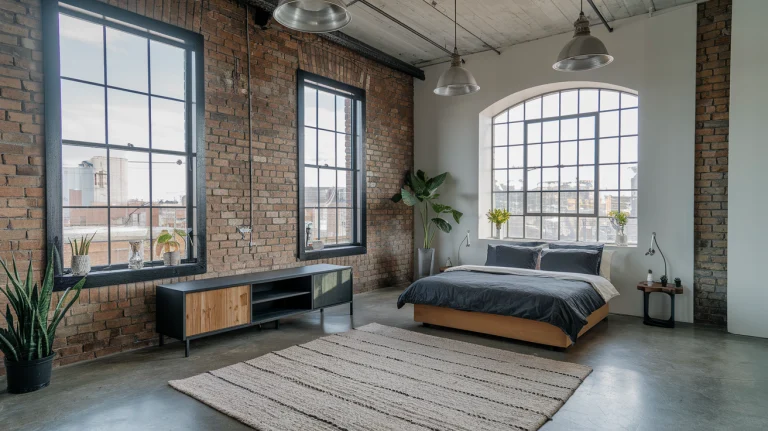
[169,323,591,431]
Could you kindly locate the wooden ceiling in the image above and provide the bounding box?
[340,0,697,67]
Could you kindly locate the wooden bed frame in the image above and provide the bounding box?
[414,303,609,349]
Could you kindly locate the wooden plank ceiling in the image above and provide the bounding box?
[340,0,696,67]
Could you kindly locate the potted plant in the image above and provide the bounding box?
[68,233,96,276]
[392,170,462,279]
[608,210,630,246]
[486,208,512,239]
[155,229,186,266]
[0,249,85,393]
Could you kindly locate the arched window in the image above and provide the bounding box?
[491,88,638,243]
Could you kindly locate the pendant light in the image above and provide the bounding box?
[273,0,351,33]
[434,0,479,96]
[553,0,613,72]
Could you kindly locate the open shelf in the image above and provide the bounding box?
[252,308,310,324]
[251,290,310,305]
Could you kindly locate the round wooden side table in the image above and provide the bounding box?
[637,282,684,328]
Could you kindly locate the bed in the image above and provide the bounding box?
[397,261,619,349]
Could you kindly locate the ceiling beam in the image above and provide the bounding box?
[244,0,426,80]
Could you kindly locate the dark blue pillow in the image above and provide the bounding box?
[493,245,540,269]
[540,248,601,275]
[485,242,546,266]
[549,242,604,271]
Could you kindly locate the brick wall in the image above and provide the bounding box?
[0,0,414,373]
[694,0,731,325]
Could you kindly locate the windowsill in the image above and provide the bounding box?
[300,245,367,261]
[53,262,206,291]
[481,238,638,248]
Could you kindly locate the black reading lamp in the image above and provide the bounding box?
[457,230,471,266]
[645,232,667,284]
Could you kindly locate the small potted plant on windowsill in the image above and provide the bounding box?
[486,208,512,239]
[608,210,629,246]
[155,229,186,266]
[0,249,85,393]
[69,233,96,276]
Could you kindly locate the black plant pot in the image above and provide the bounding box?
[4,353,55,394]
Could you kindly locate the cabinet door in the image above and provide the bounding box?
[185,285,250,337]
[313,270,352,309]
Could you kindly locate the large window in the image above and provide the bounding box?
[44,0,205,288]
[492,88,638,243]
[297,70,366,260]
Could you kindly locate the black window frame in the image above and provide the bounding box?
[491,88,639,243]
[43,0,206,290]
[297,70,366,261]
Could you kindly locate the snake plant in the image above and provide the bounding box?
[0,248,84,362]
[69,232,96,256]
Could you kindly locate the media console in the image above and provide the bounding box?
[156,264,353,356]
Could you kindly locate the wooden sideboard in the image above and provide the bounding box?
[156,264,353,356]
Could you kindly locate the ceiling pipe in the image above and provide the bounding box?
[422,0,501,55]
[355,0,453,56]
[586,0,614,32]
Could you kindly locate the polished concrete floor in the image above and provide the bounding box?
[2,287,768,431]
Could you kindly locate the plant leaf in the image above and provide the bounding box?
[400,188,419,206]
[416,170,427,182]
[451,209,463,224]
[431,217,452,233]
[409,172,428,197]
[426,172,447,192]
[390,192,402,203]
[431,203,450,214]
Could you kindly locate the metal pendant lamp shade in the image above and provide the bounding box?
[434,0,479,96]
[273,0,351,33]
[434,48,480,96]
[553,12,613,72]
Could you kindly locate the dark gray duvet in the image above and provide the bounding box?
[397,270,605,342]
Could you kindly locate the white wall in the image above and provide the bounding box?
[413,6,697,321]
[727,0,768,338]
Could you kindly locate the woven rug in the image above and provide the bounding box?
[169,323,592,431]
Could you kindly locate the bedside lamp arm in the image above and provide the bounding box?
[457,230,470,266]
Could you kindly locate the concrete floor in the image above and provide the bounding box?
[2,287,768,431]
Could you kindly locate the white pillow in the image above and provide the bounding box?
[600,250,614,281]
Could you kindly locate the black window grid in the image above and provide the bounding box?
[297,70,366,258]
[46,0,205,280]
[491,88,639,243]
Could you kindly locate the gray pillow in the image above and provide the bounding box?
[549,242,604,271]
[493,244,540,270]
[540,248,601,275]
[485,242,546,266]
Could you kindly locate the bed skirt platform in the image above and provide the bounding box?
[414,303,609,348]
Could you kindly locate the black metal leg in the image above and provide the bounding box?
[320,308,324,314]
[643,291,676,328]
[350,302,353,315]
[159,334,164,346]
[185,340,190,358]
[275,319,279,329]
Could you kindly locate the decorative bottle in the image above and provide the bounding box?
[646,269,653,286]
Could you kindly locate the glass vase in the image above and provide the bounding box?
[128,240,144,270]
[615,225,628,247]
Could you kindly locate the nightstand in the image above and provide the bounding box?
[637,282,684,328]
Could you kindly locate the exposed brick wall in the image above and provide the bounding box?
[694,0,731,326]
[0,0,413,373]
